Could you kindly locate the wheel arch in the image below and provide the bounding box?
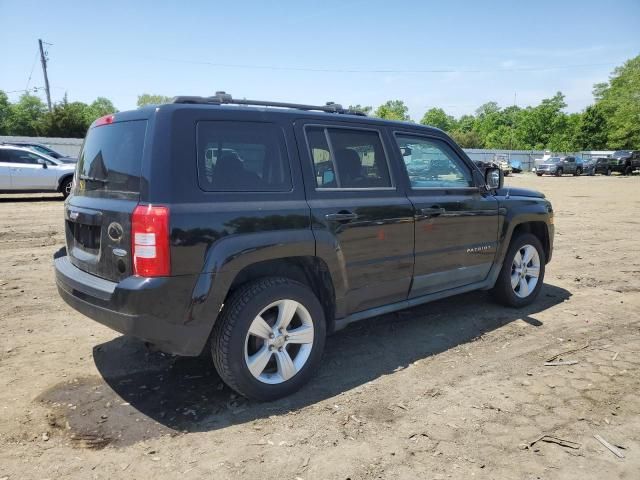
[225,256,337,332]
[511,221,551,263]
[57,173,73,192]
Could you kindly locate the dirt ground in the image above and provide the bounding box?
[0,173,639,480]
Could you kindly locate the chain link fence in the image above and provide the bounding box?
[1,136,614,171]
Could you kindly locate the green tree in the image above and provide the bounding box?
[348,104,372,115]
[374,100,410,121]
[4,93,47,136]
[450,129,484,148]
[475,101,501,117]
[593,55,640,148]
[88,97,117,122]
[420,107,455,131]
[575,105,608,149]
[137,93,172,107]
[0,90,10,135]
[40,95,94,138]
[514,92,567,149]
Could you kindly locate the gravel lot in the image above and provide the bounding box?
[1,174,639,479]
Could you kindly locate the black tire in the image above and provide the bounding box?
[574,167,582,176]
[211,277,326,401]
[536,173,543,177]
[607,168,612,176]
[555,168,563,177]
[490,233,546,308]
[61,177,73,199]
[624,166,632,176]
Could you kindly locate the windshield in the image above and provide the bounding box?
[75,120,147,198]
[31,145,61,158]
[547,157,560,163]
[612,151,630,157]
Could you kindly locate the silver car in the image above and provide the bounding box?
[0,145,76,198]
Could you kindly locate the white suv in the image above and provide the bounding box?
[0,145,76,198]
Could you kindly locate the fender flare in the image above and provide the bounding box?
[181,229,345,353]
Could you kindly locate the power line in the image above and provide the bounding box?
[137,56,622,74]
[24,49,40,91]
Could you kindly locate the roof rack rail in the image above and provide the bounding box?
[170,91,367,116]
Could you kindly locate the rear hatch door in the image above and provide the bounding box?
[65,117,148,282]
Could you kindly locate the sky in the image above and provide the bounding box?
[1,0,639,119]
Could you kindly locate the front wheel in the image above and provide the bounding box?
[555,168,563,177]
[574,167,582,176]
[61,178,73,199]
[607,168,612,176]
[211,277,326,401]
[491,233,546,307]
[624,166,632,176]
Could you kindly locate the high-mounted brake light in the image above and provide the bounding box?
[94,114,115,128]
[131,205,170,277]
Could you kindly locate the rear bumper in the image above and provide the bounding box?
[54,253,210,356]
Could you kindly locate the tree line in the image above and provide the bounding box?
[1,56,637,149]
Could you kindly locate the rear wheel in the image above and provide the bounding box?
[575,167,582,176]
[607,168,612,176]
[555,168,563,177]
[61,178,73,199]
[536,173,543,177]
[491,233,546,307]
[211,277,326,401]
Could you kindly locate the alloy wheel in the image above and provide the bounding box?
[510,244,541,298]
[244,299,314,384]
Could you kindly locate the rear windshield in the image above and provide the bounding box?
[74,120,147,198]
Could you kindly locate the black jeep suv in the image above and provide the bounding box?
[55,93,554,401]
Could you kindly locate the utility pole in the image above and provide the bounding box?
[38,39,52,112]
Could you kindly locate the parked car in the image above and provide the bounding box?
[593,157,616,175]
[609,150,640,175]
[510,159,523,173]
[0,145,75,198]
[493,154,512,176]
[54,93,555,401]
[473,159,498,174]
[535,156,582,176]
[581,157,598,175]
[2,141,77,163]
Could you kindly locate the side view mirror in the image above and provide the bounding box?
[485,167,503,190]
[37,158,48,169]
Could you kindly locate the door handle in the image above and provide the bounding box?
[325,211,359,222]
[420,206,446,217]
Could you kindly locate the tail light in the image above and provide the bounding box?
[131,205,170,277]
[93,114,115,128]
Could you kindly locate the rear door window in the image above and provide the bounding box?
[305,126,392,189]
[197,121,292,192]
[76,120,147,198]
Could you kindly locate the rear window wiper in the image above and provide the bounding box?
[79,175,109,184]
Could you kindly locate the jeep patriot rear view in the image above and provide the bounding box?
[55,93,554,401]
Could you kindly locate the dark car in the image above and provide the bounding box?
[581,157,598,175]
[609,150,640,175]
[3,141,77,163]
[473,159,499,174]
[536,156,582,176]
[54,92,555,401]
[593,157,616,175]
